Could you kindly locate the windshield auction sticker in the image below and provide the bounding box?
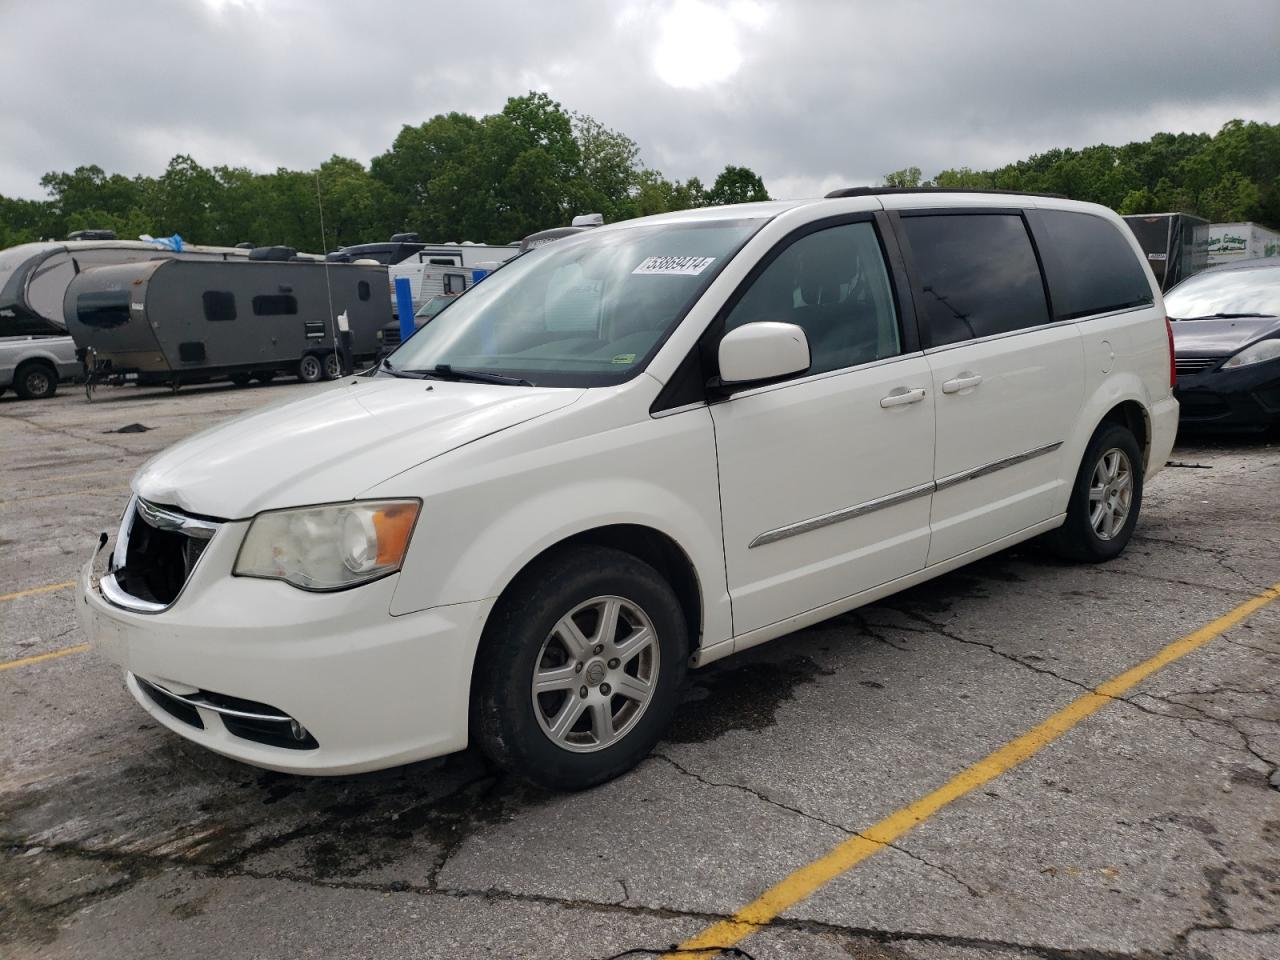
[633,256,716,276]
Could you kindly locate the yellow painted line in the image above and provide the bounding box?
[666,581,1280,959]
[0,643,90,672]
[0,580,77,603]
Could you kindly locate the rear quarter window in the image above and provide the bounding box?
[1038,210,1154,320]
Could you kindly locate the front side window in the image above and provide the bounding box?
[1165,265,1280,320]
[723,221,902,376]
[386,219,761,387]
[76,290,131,329]
[1038,210,1153,319]
[902,213,1050,347]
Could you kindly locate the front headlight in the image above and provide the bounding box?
[234,499,420,591]
[1223,338,1280,369]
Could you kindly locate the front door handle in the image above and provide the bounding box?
[942,373,983,394]
[880,387,927,408]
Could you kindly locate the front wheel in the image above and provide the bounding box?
[472,546,688,791]
[1046,421,1143,562]
[297,354,323,383]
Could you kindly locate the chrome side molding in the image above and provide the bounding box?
[934,441,1063,492]
[750,441,1063,549]
[749,482,935,548]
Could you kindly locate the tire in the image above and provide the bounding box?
[472,545,689,791]
[322,353,342,380]
[14,362,57,400]
[229,373,253,387]
[1046,421,1143,562]
[297,354,323,383]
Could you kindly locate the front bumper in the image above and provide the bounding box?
[1174,359,1280,431]
[78,523,493,775]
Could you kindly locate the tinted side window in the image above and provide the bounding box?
[77,291,131,329]
[1038,211,1153,319]
[203,291,236,322]
[0,310,63,336]
[901,214,1050,347]
[252,294,297,316]
[723,221,902,376]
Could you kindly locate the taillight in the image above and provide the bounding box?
[1165,316,1176,389]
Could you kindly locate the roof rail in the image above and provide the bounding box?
[824,186,1066,200]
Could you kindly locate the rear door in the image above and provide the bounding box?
[892,209,1084,565]
[709,215,936,635]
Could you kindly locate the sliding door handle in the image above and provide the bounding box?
[942,374,983,394]
[880,387,927,408]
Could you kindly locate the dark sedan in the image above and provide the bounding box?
[1166,257,1280,431]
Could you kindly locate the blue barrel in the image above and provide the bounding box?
[395,276,415,342]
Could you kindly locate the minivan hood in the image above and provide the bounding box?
[1171,316,1280,357]
[134,378,583,518]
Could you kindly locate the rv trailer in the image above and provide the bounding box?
[1122,213,1210,291]
[64,258,391,391]
[0,236,257,334]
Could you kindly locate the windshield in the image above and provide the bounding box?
[1165,265,1280,320]
[385,218,761,386]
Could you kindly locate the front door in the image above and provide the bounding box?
[710,217,936,636]
[894,210,1085,565]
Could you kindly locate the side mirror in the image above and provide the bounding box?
[717,321,810,386]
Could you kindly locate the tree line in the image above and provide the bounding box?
[884,119,1280,227]
[3,101,1276,253]
[0,92,770,252]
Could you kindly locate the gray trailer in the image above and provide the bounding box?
[63,258,390,391]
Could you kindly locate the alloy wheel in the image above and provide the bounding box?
[530,595,660,753]
[1089,447,1133,541]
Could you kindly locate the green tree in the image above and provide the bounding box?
[883,166,924,188]
[706,165,769,205]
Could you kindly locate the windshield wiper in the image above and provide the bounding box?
[1174,312,1278,321]
[380,359,429,379]
[414,364,533,387]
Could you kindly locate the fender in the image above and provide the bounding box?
[373,400,733,648]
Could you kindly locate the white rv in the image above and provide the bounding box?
[387,242,518,312]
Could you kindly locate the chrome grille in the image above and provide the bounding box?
[103,497,222,613]
[1174,357,1223,376]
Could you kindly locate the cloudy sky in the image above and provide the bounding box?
[3,0,1278,200]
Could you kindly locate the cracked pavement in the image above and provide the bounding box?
[2,383,1278,960]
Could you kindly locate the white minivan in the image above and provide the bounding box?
[80,190,1178,789]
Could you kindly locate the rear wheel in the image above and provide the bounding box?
[14,362,57,400]
[472,545,688,791]
[323,353,342,380]
[297,354,323,383]
[1046,421,1143,562]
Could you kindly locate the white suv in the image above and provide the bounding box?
[80,190,1178,789]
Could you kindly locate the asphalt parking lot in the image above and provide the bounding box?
[2,381,1278,960]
